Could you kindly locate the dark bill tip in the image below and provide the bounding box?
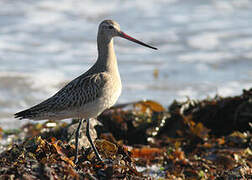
[119,31,158,50]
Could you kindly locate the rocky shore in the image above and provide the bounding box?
[0,88,251,179]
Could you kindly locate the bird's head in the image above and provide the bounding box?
[98,20,157,50]
[99,20,121,38]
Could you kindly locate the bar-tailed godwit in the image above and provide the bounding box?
[15,20,157,163]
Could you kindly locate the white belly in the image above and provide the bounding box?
[78,78,122,119]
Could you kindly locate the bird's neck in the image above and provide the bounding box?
[96,34,118,73]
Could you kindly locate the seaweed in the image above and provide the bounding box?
[0,88,251,179]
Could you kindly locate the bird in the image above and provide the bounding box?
[15,19,157,163]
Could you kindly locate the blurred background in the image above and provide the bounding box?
[0,0,252,128]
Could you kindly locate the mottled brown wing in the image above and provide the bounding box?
[14,73,107,119]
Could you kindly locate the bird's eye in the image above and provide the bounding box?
[108,25,113,29]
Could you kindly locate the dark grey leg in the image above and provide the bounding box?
[74,118,84,164]
[86,118,103,161]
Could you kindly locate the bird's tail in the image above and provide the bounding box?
[14,108,40,120]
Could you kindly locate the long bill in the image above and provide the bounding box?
[119,31,158,50]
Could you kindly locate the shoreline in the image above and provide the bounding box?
[0,88,251,179]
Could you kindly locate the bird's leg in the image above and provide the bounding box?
[74,118,84,164]
[86,118,103,161]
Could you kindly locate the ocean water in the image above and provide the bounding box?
[0,0,252,128]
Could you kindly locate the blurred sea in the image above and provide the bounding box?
[0,0,252,128]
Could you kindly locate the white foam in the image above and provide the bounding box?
[171,15,190,23]
[28,70,66,94]
[178,52,233,63]
[188,33,220,50]
[214,1,234,12]
[0,71,28,78]
[177,87,197,99]
[37,40,70,53]
[217,81,252,97]
[229,38,252,50]
[232,0,250,8]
